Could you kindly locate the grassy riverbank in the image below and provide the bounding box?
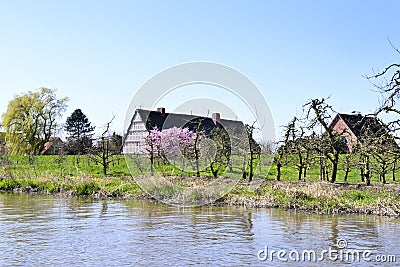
[225,181,400,217]
[0,174,143,198]
[1,175,399,217]
[0,155,399,216]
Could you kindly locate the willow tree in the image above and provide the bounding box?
[1,88,68,156]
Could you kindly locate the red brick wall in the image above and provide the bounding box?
[331,117,358,151]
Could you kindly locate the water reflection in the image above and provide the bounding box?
[0,193,398,266]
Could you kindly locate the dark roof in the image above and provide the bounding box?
[135,109,245,134]
[335,113,387,137]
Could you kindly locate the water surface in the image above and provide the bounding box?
[0,193,398,266]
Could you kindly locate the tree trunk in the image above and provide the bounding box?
[210,163,218,178]
[150,156,154,176]
[365,172,371,186]
[319,154,324,181]
[248,155,254,182]
[365,156,371,186]
[242,155,247,179]
[330,163,338,183]
[103,164,107,177]
[277,162,281,181]
[392,161,396,181]
[381,164,386,184]
[360,167,365,182]
[298,165,303,181]
[298,154,303,181]
[195,159,200,177]
[102,156,107,177]
[330,153,339,183]
[344,168,349,182]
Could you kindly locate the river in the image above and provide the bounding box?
[0,193,398,266]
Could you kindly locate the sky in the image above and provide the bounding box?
[0,0,399,140]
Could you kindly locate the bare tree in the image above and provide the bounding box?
[340,152,355,183]
[366,41,400,184]
[366,40,400,126]
[365,117,397,184]
[244,123,261,182]
[304,98,347,183]
[275,122,293,181]
[353,141,373,186]
[89,116,117,177]
[390,153,400,181]
[206,127,230,178]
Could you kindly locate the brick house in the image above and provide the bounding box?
[329,112,397,152]
[41,137,65,155]
[122,107,245,154]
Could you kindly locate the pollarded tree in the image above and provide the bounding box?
[304,98,346,183]
[366,41,400,183]
[65,109,95,155]
[360,117,398,184]
[279,117,316,181]
[244,123,261,182]
[353,134,374,186]
[1,88,68,156]
[275,120,294,181]
[207,127,231,178]
[366,40,400,129]
[89,116,118,177]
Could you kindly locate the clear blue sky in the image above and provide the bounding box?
[0,0,399,139]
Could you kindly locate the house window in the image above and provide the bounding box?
[343,137,349,144]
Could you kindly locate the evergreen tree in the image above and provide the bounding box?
[65,109,95,154]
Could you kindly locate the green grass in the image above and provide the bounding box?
[263,154,400,185]
[1,153,399,186]
[225,181,400,216]
[0,155,131,179]
[0,155,142,197]
[0,154,399,216]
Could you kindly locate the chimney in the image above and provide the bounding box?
[351,111,362,117]
[157,107,165,114]
[212,112,220,125]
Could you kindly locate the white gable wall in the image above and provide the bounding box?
[122,112,148,154]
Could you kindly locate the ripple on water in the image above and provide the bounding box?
[0,193,399,266]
